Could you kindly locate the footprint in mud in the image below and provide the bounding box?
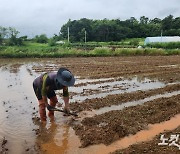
[32,116,41,135]
[23,142,40,153]
[1,137,8,153]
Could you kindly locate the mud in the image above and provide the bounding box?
[94,90,180,115]
[70,83,180,112]
[0,137,8,154]
[112,125,180,154]
[0,56,179,154]
[73,94,180,147]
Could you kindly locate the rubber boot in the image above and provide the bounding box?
[39,102,46,122]
[48,96,58,118]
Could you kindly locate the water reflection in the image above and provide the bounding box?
[39,124,69,154]
[36,114,180,154]
[34,119,81,154]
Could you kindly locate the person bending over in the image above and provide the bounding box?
[33,68,75,122]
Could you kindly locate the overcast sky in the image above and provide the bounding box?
[0,0,180,37]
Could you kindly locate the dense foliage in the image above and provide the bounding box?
[0,27,24,46]
[60,15,180,42]
[34,34,48,43]
[146,42,180,49]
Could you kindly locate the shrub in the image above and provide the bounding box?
[35,34,48,43]
[48,39,56,46]
[146,42,180,49]
[91,47,111,56]
[129,39,139,46]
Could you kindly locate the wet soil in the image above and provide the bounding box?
[31,56,180,81]
[112,126,180,154]
[0,137,8,154]
[73,94,180,147]
[69,83,180,112]
[0,56,180,154]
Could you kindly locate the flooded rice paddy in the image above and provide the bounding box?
[0,56,180,154]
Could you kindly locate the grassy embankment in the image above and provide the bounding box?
[0,39,180,58]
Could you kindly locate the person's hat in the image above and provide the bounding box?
[56,68,75,87]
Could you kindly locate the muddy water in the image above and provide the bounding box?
[39,114,180,154]
[0,60,122,153]
[38,118,81,154]
[0,58,178,154]
[0,63,38,153]
[69,77,166,102]
[89,114,180,154]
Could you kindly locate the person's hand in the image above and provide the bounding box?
[63,107,70,114]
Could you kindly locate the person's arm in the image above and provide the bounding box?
[41,73,49,107]
[63,86,70,112]
[63,96,69,110]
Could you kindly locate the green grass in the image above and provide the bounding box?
[121,38,145,45]
[0,46,179,58]
[146,42,180,49]
[0,40,179,58]
[24,42,48,47]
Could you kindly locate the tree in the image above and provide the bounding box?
[8,27,19,37]
[20,35,28,41]
[149,18,161,24]
[173,17,180,29]
[79,28,86,42]
[0,34,2,45]
[0,27,8,37]
[6,27,23,46]
[35,34,48,43]
[162,15,173,30]
[59,15,180,42]
[8,35,23,46]
[140,16,149,24]
[0,26,8,45]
